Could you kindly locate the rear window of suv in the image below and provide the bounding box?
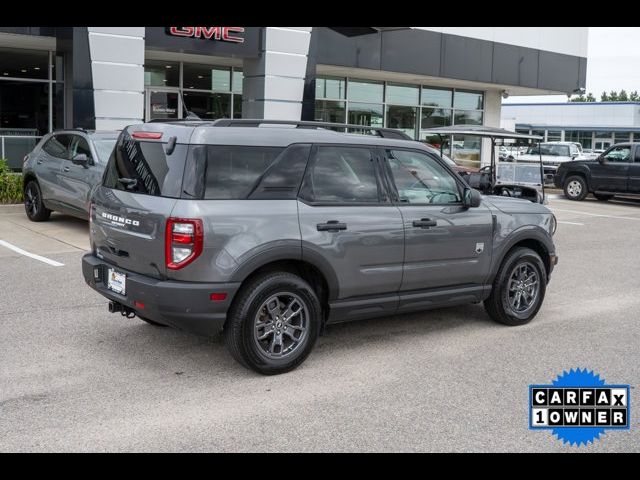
[102,132,188,198]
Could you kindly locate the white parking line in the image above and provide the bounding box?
[0,240,65,267]
[551,208,640,221]
[557,221,584,226]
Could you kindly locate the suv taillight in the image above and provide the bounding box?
[165,218,203,270]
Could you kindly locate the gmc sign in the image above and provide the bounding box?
[166,27,245,43]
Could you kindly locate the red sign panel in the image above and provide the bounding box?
[166,27,245,43]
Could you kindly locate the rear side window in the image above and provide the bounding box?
[102,132,187,198]
[299,146,381,203]
[42,134,72,159]
[183,145,284,199]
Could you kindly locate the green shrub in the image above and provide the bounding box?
[0,158,23,204]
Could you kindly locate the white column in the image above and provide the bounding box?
[88,27,145,130]
[242,27,312,120]
[482,89,502,167]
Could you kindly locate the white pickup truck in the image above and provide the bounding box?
[516,142,587,185]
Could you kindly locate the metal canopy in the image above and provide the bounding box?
[420,125,543,141]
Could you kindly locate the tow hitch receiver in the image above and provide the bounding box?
[108,300,136,319]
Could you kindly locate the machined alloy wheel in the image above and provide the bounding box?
[253,292,309,359]
[563,175,588,201]
[506,262,540,316]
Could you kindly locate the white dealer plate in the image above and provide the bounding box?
[107,268,126,295]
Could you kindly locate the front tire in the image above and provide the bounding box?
[24,180,51,222]
[224,272,322,375]
[484,247,547,326]
[563,175,588,201]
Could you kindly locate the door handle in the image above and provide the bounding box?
[63,166,70,172]
[36,160,43,165]
[413,218,437,228]
[317,220,347,232]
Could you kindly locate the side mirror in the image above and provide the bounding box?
[72,153,90,167]
[463,187,482,208]
[598,155,606,164]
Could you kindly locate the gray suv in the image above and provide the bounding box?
[22,130,118,221]
[82,120,558,375]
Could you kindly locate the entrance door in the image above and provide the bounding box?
[145,89,181,121]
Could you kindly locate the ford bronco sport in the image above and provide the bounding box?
[82,120,558,375]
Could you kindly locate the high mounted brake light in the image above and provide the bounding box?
[165,218,203,270]
[132,131,163,140]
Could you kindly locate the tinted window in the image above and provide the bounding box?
[183,145,283,200]
[386,149,461,204]
[67,135,91,161]
[250,144,311,200]
[300,146,380,203]
[102,132,188,198]
[604,145,632,163]
[42,134,72,159]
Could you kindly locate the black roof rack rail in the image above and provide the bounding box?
[210,119,413,140]
[147,118,213,124]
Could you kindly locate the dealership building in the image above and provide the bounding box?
[502,101,640,151]
[0,27,588,168]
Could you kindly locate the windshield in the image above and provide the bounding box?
[440,153,457,167]
[93,138,118,163]
[526,144,570,157]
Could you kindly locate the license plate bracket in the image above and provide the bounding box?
[107,268,126,295]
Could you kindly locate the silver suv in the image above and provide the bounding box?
[22,130,119,221]
[82,120,558,375]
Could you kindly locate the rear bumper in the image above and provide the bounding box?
[82,254,240,337]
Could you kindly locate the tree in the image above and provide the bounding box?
[601,91,609,102]
[619,89,629,101]
[609,90,619,101]
[586,93,596,102]
[631,91,639,101]
[570,93,586,102]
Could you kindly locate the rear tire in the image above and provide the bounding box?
[224,271,321,375]
[563,175,588,201]
[484,247,547,326]
[24,180,51,222]
[594,193,613,201]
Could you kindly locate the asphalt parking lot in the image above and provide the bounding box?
[0,195,638,452]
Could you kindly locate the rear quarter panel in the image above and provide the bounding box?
[168,199,302,282]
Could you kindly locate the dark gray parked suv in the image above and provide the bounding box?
[22,130,118,221]
[82,120,558,375]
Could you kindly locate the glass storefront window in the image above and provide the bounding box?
[454,90,484,110]
[422,87,452,108]
[183,92,231,119]
[0,80,49,134]
[144,60,179,87]
[183,64,231,91]
[0,47,49,80]
[232,69,243,94]
[386,84,419,106]
[233,94,242,118]
[454,110,483,125]
[547,130,562,142]
[347,102,384,128]
[316,76,346,100]
[386,106,417,138]
[421,107,452,128]
[149,91,179,120]
[347,80,384,103]
[565,131,593,150]
[614,132,631,143]
[315,100,346,124]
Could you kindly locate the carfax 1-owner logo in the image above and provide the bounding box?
[529,368,630,446]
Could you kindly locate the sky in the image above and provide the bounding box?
[503,27,640,104]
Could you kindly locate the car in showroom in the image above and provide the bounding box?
[82,119,558,375]
[22,130,119,221]
[554,142,640,201]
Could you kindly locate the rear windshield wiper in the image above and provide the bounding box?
[118,177,138,190]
